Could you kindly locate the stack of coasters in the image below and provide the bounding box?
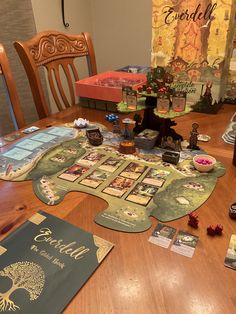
[134,129,159,150]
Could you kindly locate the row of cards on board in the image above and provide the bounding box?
[56,152,169,206]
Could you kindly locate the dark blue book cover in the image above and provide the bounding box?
[0,211,114,313]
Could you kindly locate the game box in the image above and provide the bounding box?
[76,71,146,103]
[151,0,236,104]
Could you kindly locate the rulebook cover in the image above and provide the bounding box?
[0,211,114,313]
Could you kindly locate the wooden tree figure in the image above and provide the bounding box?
[187,122,200,150]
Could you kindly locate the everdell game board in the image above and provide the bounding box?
[0,125,225,232]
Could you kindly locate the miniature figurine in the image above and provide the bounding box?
[133,114,143,134]
[188,212,199,228]
[105,114,121,133]
[187,123,200,150]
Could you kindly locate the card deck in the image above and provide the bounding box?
[224,234,236,270]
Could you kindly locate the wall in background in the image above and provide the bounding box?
[31,0,152,112]
[31,0,152,72]
[0,0,152,134]
[90,0,152,72]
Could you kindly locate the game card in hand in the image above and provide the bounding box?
[148,223,176,248]
[170,230,199,258]
[224,234,236,270]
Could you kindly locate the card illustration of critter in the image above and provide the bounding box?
[102,176,134,198]
[58,164,89,182]
[224,234,236,270]
[99,157,123,173]
[119,162,147,180]
[142,168,169,187]
[148,223,176,248]
[80,170,111,189]
[77,152,105,167]
[170,230,199,258]
[126,182,158,206]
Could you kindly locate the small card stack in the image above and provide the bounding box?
[222,112,236,145]
[224,234,236,270]
[134,129,159,150]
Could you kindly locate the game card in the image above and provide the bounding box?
[22,126,40,134]
[142,168,169,187]
[16,139,43,151]
[50,154,66,163]
[58,164,89,182]
[119,162,147,180]
[31,133,57,143]
[3,133,21,142]
[47,127,73,137]
[224,234,236,270]
[99,157,123,173]
[126,182,158,206]
[2,147,32,161]
[102,176,134,197]
[80,169,111,189]
[78,152,105,167]
[170,230,199,258]
[148,223,176,248]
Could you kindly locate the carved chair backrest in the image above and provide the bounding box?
[0,43,25,129]
[14,31,97,119]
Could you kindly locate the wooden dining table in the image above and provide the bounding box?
[0,103,236,314]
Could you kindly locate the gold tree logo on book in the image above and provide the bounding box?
[0,261,45,311]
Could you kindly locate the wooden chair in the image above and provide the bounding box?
[0,43,25,129]
[14,31,97,119]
